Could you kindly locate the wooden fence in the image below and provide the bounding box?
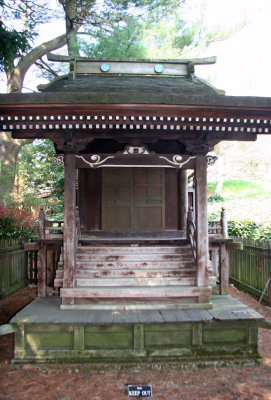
[229,237,271,305]
[0,239,38,299]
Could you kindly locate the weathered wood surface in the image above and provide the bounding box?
[179,169,188,233]
[2,101,270,154]
[102,168,165,231]
[10,294,264,325]
[63,153,76,291]
[57,243,202,306]
[60,286,212,299]
[0,239,26,299]
[47,54,217,65]
[38,243,46,297]
[195,156,208,288]
[75,277,196,287]
[229,237,271,305]
[78,168,102,231]
[220,243,229,295]
[75,60,189,76]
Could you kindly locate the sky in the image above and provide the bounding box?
[194,0,271,96]
[1,0,271,97]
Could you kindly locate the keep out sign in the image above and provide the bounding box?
[128,385,152,397]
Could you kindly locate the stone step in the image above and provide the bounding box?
[75,277,196,287]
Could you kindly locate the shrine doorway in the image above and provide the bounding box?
[102,167,165,231]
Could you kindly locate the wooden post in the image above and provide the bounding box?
[195,156,209,289]
[38,207,46,297]
[221,207,228,238]
[38,243,47,297]
[63,153,77,303]
[220,243,229,295]
[267,241,271,306]
[179,169,188,235]
[46,249,54,286]
[38,207,45,239]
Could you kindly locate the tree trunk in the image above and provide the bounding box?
[1,34,69,206]
[0,133,32,206]
[7,33,67,93]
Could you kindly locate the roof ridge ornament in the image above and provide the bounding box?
[46,54,216,79]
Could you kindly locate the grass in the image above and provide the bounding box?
[208,180,271,200]
[207,180,271,224]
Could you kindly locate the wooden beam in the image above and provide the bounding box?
[63,153,77,299]
[195,156,209,288]
[1,102,271,119]
[47,54,217,65]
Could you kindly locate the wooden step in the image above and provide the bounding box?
[76,245,191,254]
[76,253,193,262]
[75,268,196,278]
[79,237,186,245]
[75,277,196,287]
[60,286,212,299]
[75,260,195,269]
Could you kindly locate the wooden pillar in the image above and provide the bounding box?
[195,156,209,288]
[221,207,228,238]
[63,153,77,298]
[179,169,188,235]
[220,243,229,295]
[38,207,46,297]
[38,244,47,297]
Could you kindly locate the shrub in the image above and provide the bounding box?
[208,194,225,203]
[0,205,37,240]
[228,219,271,240]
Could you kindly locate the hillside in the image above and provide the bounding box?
[207,180,271,225]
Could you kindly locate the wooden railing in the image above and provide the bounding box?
[208,208,228,238]
[187,207,197,262]
[208,208,237,295]
[0,239,26,299]
[229,237,271,305]
[0,239,38,298]
[36,208,63,297]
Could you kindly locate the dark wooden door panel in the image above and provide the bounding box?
[102,168,132,230]
[102,168,165,231]
[78,169,102,231]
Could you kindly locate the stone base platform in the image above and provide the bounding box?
[10,295,264,367]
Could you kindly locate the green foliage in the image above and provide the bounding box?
[0,205,37,240]
[228,220,271,240]
[18,139,64,218]
[0,0,51,72]
[81,17,147,58]
[0,21,29,72]
[208,179,271,227]
[208,194,224,203]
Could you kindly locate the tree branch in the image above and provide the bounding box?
[35,58,59,78]
[7,32,69,92]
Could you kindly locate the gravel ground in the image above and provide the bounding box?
[0,285,270,400]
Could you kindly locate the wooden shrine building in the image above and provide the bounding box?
[1,57,271,366]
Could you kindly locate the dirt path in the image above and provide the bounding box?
[0,286,271,400]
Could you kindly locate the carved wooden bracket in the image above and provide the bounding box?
[206,155,218,166]
[52,152,197,169]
